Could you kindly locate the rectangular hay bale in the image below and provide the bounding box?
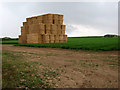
[39,23,45,30]
[45,24,51,30]
[49,40,54,43]
[40,29,45,34]
[47,14,53,19]
[23,22,28,26]
[57,30,62,35]
[59,40,64,43]
[45,30,51,34]
[49,35,55,41]
[51,30,57,34]
[53,14,58,19]
[54,35,59,40]
[20,35,27,43]
[61,25,66,30]
[61,30,65,35]
[43,34,50,41]
[58,20,63,24]
[63,35,67,42]
[37,20,42,23]
[59,35,63,40]
[38,34,43,43]
[54,40,59,43]
[31,17,38,24]
[51,24,57,30]
[27,33,39,43]
[18,35,23,44]
[43,40,49,43]
[37,16,42,20]
[58,15,63,20]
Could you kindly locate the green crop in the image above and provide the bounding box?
[1,37,119,51]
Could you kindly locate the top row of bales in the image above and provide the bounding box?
[25,14,64,25]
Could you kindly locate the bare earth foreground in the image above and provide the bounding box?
[2,45,118,88]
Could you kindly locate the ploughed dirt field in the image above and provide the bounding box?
[2,45,118,88]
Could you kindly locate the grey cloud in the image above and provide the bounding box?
[0,2,118,37]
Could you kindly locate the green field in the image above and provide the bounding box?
[1,40,18,44]
[1,37,119,51]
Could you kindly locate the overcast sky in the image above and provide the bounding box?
[0,1,118,38]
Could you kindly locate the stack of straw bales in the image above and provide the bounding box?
[19,14,67,43]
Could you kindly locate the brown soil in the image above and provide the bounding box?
[2,45,119,88]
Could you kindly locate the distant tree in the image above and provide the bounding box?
[2,37,11,41]
[2,37,18,41]
[104,34,118,37]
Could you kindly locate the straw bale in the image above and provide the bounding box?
[47,19,53,24]
[27,18,33,24]
[29,24,39,33]
[49,35,55,40]
[58,20,63,24]
[43,40,49,43]
[23,22,28,26]
[63,35,67,41]
[20,34,27,43]
[43,34,49,41]
[29,24,45,34]
[37,20,42,23]
[39,40,43,43]
[31,17,38,24]
[57,30,62,35]
[27,33,39,43]
[63,35,67,39]
[59,40,64,43]
[38,34,43,43]
[21,25,29,35]
[61,30,65,35]
[58,15,63,20]
[39,23,45,30]
[26,18,31,22]
[45,24,51,30]
[57,25,62,31]
[43,15,47,20]
[53,14,58,19]
[18,35,23,43]
[43,19,52,24]
[47,14,53,19]
[51,24,57,30]
[37,15,42,20]
[54,19,58,24]
[43,34,50,43]
[26,18,32,24]
[49,40,54,43]
[40,29,45,34]
[51,30,57,34]
[54,40,59,43]
[24,25,29,33]
[54,35,59,40]
[61,25,66,30]
[45,30,51,34]
[59,35,63,40]
[28,24,34,33]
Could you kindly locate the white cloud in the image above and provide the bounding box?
[66,24,106,37]
[0,5,21,38]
